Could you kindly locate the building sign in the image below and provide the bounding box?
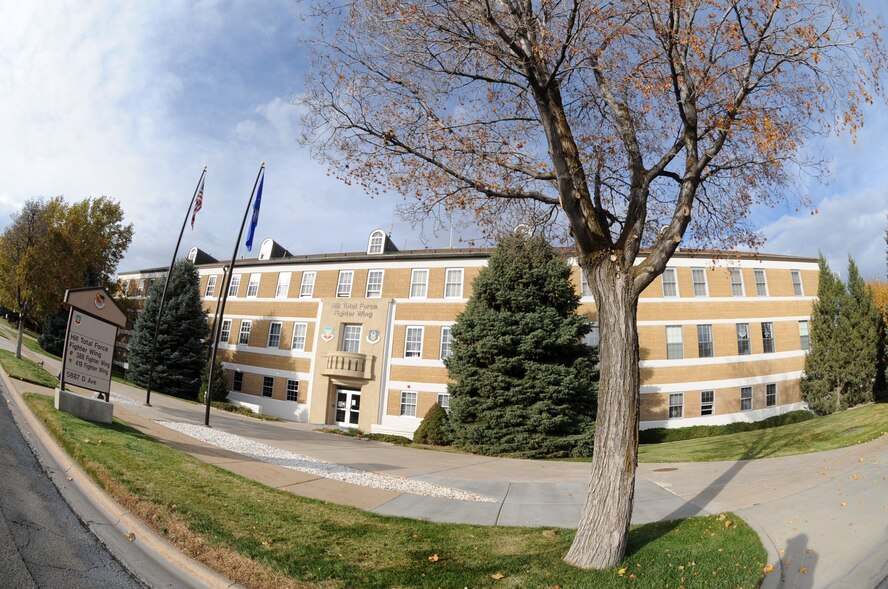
[63,311,116,395]
[331,301,379,319]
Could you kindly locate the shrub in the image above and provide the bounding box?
[413,403,452,446]
[639,410,815,444]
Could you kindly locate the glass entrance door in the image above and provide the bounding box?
[335,388,361,426]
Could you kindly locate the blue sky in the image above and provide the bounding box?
[0,1,886,280]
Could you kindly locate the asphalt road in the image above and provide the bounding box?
[0,380,143,589]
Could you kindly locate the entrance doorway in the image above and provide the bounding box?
[335,388,361,426]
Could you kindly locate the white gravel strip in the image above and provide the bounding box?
[109,392,143,408]
[155,420,496,503]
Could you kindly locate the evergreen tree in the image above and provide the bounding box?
[127,260,208,399]
[447,235,598,458]
[38,308,68,356]
[841,258,879,406]
[199,358,229,404]
[802,255,846,414]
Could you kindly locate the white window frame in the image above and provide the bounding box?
[136,279,145,297]
[697,324,713,358]
[791,270,804,296]
[336,270,354,297]
[292,322,308,351]
[246,273,260,298]
[754,269,768,296]
[766,383,777,407]
[205,275,217,297]
[404,326,424,358]
[365,269,384,298]
[367,229,386,254]
[220,319,232,343]
[341,324,361,353]
[444,268,464,299]
[736,323,750,355]
[440,326,453,360]
[583,322,600,349]
[661,268,678,297]
[691,268,708,297]
[232,371,243,392]
[799,320,810,351]
[267,321,282,348]
[700,390,714,416]
[299,272,316,297]
[275,272,291,298]
[400,391,417,417]
[761,322,775,353]
[238,320,252,345]
[262,376,274,398]
[729,268,745,297]
[580,269,594,298]
[286,379,299,402]
[409,269,429,299]
[437,392,450,412]
[228,274,241,297]
[740,386,753,411]
[668,393,684,418]
[666,325,683,360]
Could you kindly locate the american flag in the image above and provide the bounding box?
[191,175,205,229]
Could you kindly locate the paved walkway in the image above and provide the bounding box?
[5,338,888,588]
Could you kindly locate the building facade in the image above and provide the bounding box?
[118,231,818,436]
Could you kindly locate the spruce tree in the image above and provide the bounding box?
[841,258,879,406]
[38,308,68,356]
[127,260,208,399]
[447,235,598,458]
[801,255,846,414]
[199,358,229,404]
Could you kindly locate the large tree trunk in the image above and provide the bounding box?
[15,315,24,359]
[565,258,640,569]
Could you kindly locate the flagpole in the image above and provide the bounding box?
[204,162,265,426]
[144,166,207,406]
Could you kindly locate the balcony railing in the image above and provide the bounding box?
[321,351,371,380]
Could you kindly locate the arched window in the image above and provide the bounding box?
[367,229,385,254]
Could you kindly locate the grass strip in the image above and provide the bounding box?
[639,403,888,463]
[25,393,766,589]
[0,350,59,388]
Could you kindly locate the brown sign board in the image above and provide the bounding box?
[63,287,127,328]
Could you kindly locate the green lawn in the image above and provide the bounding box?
[0,350,58,388]
[25,393,766,589]
[639,403,888,463]
[0,318,61,361]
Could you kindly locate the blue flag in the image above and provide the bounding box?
[245,170,264,252]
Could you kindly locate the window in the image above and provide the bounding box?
[766,383,777,407]
[228,275,241,297]
[580,269,594,298]
[341,324,361,353]
[666,326,683,359]
[232,371,243,392]
[736,323,750,355]
[368,229,385,254]
[220,319,232,343]
[799,320,810,351]
[740,386,753,411]
[754,269,768,296]
[691,268,707,297]
[238,320,252,345]
[409,269,429,298]
[267,322,282,348]
[700,391,714,416]
[286,379,299,402]
[697,324,713,358]
[405,326,424,358]
[262,376,274,398]
[583,322,600,349]
[246,274,260,297]
[437,392,450,412]
[365,270,384,298]
[729,268,744,296]
[791,270,804,296]
[136,279,145,296]
[761,322,775,353]
[400,391,417,417]
[336,270,354,297]
[205,275,217,297]
[444,268,464,298]
[299,272,316,297]
[275,272,291,298]
[668,393,683,418]
[292,322,307,351]
[661,268,678,297]
[440,327,453,360]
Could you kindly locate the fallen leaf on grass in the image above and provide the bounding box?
[724,520,733,528]
[491,573,505,580]
[763,564,775,574]
[541,530,557,538]
[428,554,439,563]
[617,568,626,576]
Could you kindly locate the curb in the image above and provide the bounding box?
[0,369,243,589]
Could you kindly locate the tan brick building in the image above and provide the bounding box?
[118,230,818,436]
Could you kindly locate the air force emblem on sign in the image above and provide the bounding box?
[94,293,106,310]
[366,329,380,344]
[321,327,335,342]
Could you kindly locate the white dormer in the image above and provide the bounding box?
[187,247,198,263]
[367,229,386,254]
[259,238,275,260]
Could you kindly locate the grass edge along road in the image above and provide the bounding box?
[0,350,58,388]
[639,402,888,463]
[24,393,766,589]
